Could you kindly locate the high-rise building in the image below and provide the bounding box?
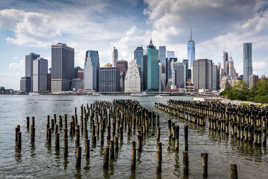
[222,51,228,76]
[84,50,99,91]
[134,47,143,70]
[116,60,128,73]
[228,57,236,80]
[249,74,258,89]
[147,40,159,90]
[33,57,48,92]
[112,47,118,67]
[193,59,213,90]
[159,46,166,64]
[166,57,178,84]
[20,77,31,93]
[47,73,51,92]
[143,55,148,91]
[147,40,159,91]
[243,43,253,87]
[174,62,186,89]
[183,59,189,81]
[212,64,218,91]
[25,53,40,92]
[116,60,128,91]
[170,61,176,89]
[167,51,175,58]
[98,67,120,92]
[125,60,141,93]
[74,66,84,80]
[187,29,195,68]
[51,43,74,92]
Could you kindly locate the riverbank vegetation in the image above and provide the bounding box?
[221,78,268,103]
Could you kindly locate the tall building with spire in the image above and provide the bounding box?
[112,47,118,67]
[187,29,195,68]
[147,39,159,91]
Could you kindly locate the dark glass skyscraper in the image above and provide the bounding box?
[243,43,252,87]
[51,43,74,92]
[98,67,120,92]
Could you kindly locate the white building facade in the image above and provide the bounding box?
[84,50,99,91]
[125,60,141,93]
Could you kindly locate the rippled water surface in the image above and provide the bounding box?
[0,95,268,179]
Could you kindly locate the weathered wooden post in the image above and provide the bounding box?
[76,146,82,169]
[156,142,162,174]
[230,164,238,179]
[183,151,189,176]
[103,147,109,170]
[85,139,90,160]
[26,117,30,131]
[64,129,68,158]
[201,153,208,178]
[55,133,60,152]
[184,125,188,151]
[131,141,136,172]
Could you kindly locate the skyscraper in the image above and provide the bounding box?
[166,57,177,84]
[20,77,31,93]
[116,60,128,91]
[112,47,118,67]
[98,67,120,92]
[228,57,236,80]
[222,51,228,76]
[159,46,166,64]
[84,50,99,91]
[193,59,213,90]
[243,43,253,87]
[134,47,143,70]
[125,60,141,93]
[147,40,159,91]
[25,53,40,92]
[183,59,190,81]
[143,55,148,91]
[33,57,48,92]
[51,43,75,92]
[187,29,195,67]
[174,62,186,89]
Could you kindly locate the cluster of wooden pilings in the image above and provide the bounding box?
[14,99,244,178]
[155,102,206,127]
[165,100,268,147]
[14,100,165,174]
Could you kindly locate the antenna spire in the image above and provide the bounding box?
[190,28,192,41]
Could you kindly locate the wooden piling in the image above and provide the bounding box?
[230,164,238,179]
[103,147,109,169]
[75,146,82,169]
[201,153,208,178]
[156,142,162,174]
[183,151,189,176]
[131,141,136,172]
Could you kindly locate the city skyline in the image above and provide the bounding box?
[1,0,268,89]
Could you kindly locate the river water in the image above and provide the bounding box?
[0,95,267,179]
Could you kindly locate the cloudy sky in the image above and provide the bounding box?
[1,0,268,89]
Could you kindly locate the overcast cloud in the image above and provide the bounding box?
[1,0,268,89]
